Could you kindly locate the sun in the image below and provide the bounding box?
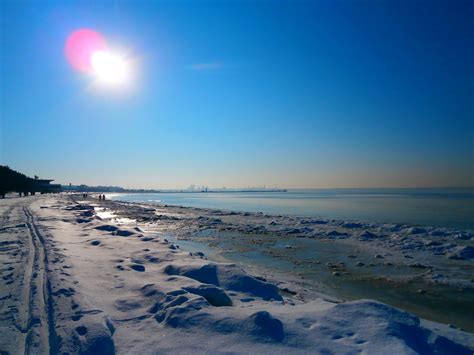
[65,29,135,91]
[90,50,130,86]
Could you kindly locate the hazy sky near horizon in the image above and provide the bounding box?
[1,0,473,189]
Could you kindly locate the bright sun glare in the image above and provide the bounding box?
[65,29,133,89]
[90,50,129,86]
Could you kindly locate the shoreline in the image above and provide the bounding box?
[106,194,474,331]
[0,194,473,353]
[108,190,474,231]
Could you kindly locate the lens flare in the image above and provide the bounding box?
[65,28,133,88]
[65,29,107,72]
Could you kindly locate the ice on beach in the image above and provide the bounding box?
[448,246,474,260]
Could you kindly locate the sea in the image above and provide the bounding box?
[110,188,474,230]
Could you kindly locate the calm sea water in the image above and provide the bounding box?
[110,188,474,230]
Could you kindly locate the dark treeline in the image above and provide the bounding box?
[0,166,61,198]
[0,166,32,197]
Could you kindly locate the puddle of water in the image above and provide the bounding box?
[182,228,474,332]
[115,217,136,224]
[94,207,136,225]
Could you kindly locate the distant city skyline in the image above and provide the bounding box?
[3,166,473,190]
[1,0,473,189]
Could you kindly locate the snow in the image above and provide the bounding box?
[0,194,472,354]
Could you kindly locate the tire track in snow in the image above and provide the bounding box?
[16,206,54,354]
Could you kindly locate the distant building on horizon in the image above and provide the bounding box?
[31,178,62,194]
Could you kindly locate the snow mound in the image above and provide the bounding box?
[74,319,115,355]
[94,225,118,232]
[322,300,473,354]
[247,311,285,342]
[358,230,380,240]
[183,284,233,307]
[54,306,115,355]
[114,229,136,237]
[448,246,474,260]
[164,263,283,301]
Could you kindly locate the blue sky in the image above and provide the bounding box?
[1,0,473,188]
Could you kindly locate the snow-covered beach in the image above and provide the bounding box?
[0,193,473,354]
